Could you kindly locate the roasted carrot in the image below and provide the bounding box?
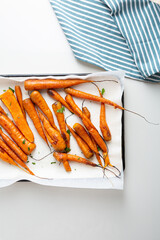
[0,128,28,162]
[0,105,7,116]
[30,91,58,131]
[0,147,19,166]
[103,152,111,168]
[67,124,93,159]
[0,90,34,142]
[37,109,66,152]
[82,107,91,120]
[15,86,26,118]
[48,89,73,113]
[97,88,112,141]
[53,152,98,168]
[23,98,48,144]
[52,102,70,148]
[65,95,107,152]
[24,78,93,90]
[0,138,34,175]
[63,160,72,172]
[90,135,103,167]
[65,88,124,110]
[73,123,98,154]
[0,113,36,155]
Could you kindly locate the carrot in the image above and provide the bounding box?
[0,138,34,175]
[0,147,18,166]
[37,109,66,152]
[15,86,26,118]
[0,113,36,154]
[30,91,58,131]
[73,123,98,154]
[67,124,93,159]
[0,105,7,116]
[63,160,72,172]
[90,135,103,167]
[82,107,91,119]
[52,102,70,148]
[65,95,107,152]
[53,152,98,168]
[24,78,93,90]
[0,90,34,142]
[48,89,73,113]
[103,152,111,168]
[97,88,112,141]
[23,98,48,144]
[0,128,28,162]
[65,88,124,110]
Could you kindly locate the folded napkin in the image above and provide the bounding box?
[50,0,160,82]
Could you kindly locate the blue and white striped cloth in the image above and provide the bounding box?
[50,0,160,82]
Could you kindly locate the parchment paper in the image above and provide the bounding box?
[0,71,125,189]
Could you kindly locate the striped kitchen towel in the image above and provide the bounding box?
[49,0,160,82]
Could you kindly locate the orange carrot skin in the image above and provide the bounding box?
[30,91,58,131]
[67,124,93,159]
[52,102,70,148]
[0,147,18,166]
[0,128,28,162]
[100,102,112,141]
[23,98,48,144]
[82,107,91,119]
[63,160,71,172]
[103,152,111,168]
[53,152,97,167]
[0,106,7,116]
[15,86,26,118]
[88,128,108,153]
[0,138,34,175]
[38,110,66,152]
[48,90,73,113]
[24,79,93,90]
[65,88,124,110]
[0,113,36,155]
[0,90,34,142]
[73,123,98,154]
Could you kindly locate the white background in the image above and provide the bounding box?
[0,1,160,240]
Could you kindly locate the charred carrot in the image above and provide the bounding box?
[0,128,28,162]
[15,86,26,118]
[30,91,58,131]
[73,123,98,154]
[67,124,93,159]
[24,78,93,90]
[53,152,98,168]
[52,102,70,148]
[65,88,124,110]
[23,98,48,144]
[0,113,36,155]
[48,89,73,113]
[0,138,34,175]
[82,107,91,119]
[0,90,34,142]
[37,109,66,152]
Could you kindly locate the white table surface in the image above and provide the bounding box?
[0,1,160,240]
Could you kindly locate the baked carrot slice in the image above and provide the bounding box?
[48,89,73,113]
[53,152,98,168]
[0,113,36,154]
[67,124,93,159]
[65,88,124,110]
[24,79,93,90]
[0,89,34,142]
[52,102,70,148]
[30,91,58,131]
[73,123,98,154]
[0,138,34,175]
[23,98,48,144]
[0,128,28,162]
[15,86,26,118]
[37,109,66,152]
[82,107,91,120]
